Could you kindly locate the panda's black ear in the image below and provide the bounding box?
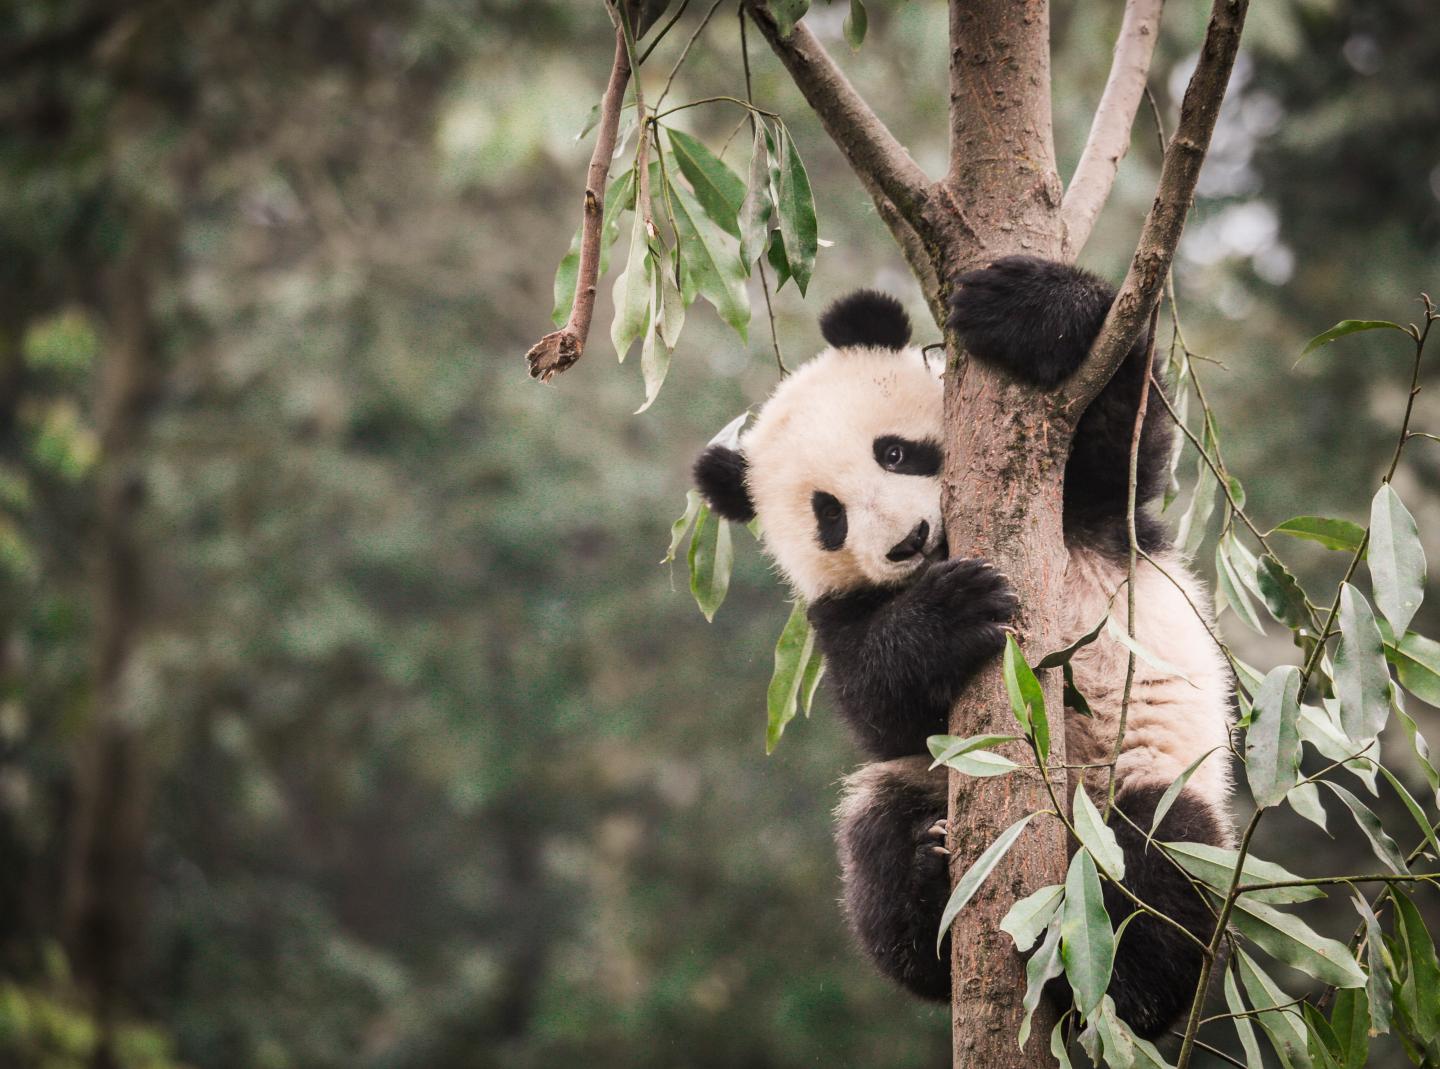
[693,444,755,523]
[819,290,912,351]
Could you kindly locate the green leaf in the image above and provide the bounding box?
[931,749,1020,777]
[687,504,733,622]
[738,122,772,269]
[1352,893,1393,1035]
[1216,535,1266,634]
[1303,1003,1345,1069]
[552,168,635,326]
[1050,1019,1074,1068]
[666,128,745,239]
[1176,458,1218,559]
[611,203,654,360]
[1257,554,1311,632]
[1035,614,1107,670]
[1238,949,1313,1069]
[1392,891,1440,1041]
[669,177,751,340]
[761,0,810,36]
[936,812,1038,953]
[1334,584,1391,742]
[1072,786,1125,879]
[1389,689,1440,796]
[1246,665,1303,808]
[1062,662,1095,719]
[1300,319,1407,357]
[1060,850,1114,1016]
[999,882,1065,953]
[772,124,818,295]
[1225,966,1266,1069]
[843,0,867,49]
[1149,747,1224,837]
[927,733,1019,769]
[1323,782,1409,875]
[1095,995,1135,1069]
[1105,615,1195,685]
[1387,630,1440,711]
[1287,781,1330,834]
[1378,765,1440,859]
[1329,988,1370,1069]
[1003,635,1048,757]
[1160,839,1323,905]
[1297,702,1379,794]
[1271,516,1367,554]
[1018,915,1064,1050]
[1230,896,1367,988]
[663,491,703,565]
[765,228,792,290]
[1369,484,1426,636]
[766,601,820,753]
[634,258,681,414]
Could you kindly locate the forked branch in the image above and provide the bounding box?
[1062,0,1165,257]
[1065,0,1250,413]
[525,26,632,382]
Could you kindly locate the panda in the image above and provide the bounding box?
[692,256,1234,1039]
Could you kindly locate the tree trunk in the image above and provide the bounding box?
[939,3,1071,1063]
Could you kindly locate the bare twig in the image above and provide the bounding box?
[524,24,633,382]
[1066,0,1250,413]
[1062,0,1166,256]
[655,0,727,110]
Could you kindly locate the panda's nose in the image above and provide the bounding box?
[886,520,929,562]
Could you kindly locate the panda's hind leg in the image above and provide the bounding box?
[835,757,951,1001]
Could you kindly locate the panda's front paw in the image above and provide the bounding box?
[947,256,1108,388]
[916,817,950,883]
[917,556,1016,626]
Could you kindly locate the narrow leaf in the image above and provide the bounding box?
[1161,839,1324,904]
[667,128,744,238]
[766,601,818,753]
[936,813,1038,953]
[927,733,1020,769]
[1271,516,1367,554]
[772,124,818,294]
[1329,987,1370,1069]
[1378,765,1440,859]
[1095,996,1135,1069]
[843,0,867,49]
[1003,635,1048,757]
[1238,949,1313,1069]
[633,262,673,414]
[1035,614,1107,670]
[1230,896,1367,988]
[1257,554,1311,632]
[1369,484,1426,636]
[610,206,653,360]
[1000,883,1065,953]
[1149,747,1223,837]
[1303,1004,1344,1069]
[1334,584,1392,742]
[1389,688,1440,795]
[669,179,750,340]
[1225,965,1266,1069]
[1018,915,1065,1050]
[1323,781,1409,875]
[1176,459,1218,558]
[1072,785,1125,879]
[1287,781,1330,834]
[1246,664,1303,808]
[932,749,1020,777]
[1352,893,1393,1035]
[1300,319,1407,357]
[1106,616,1196,686]
[1217,536,1267,633]
[1060,850,1115,1015]
[663,490,702,564]
[738,122,772,268]
[687,505,733,622]
[1392,891,1440,1039]
[1051,1020,1074,1068]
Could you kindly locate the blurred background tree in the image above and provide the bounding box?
[0,0,1436,1066]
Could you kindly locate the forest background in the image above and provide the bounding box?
[2,1,1438,1066]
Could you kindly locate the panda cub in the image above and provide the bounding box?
[693,256,1233,1039]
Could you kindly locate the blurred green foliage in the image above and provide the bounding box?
[0,0,1436,1067]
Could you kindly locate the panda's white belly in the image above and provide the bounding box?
[1057,546,1235,812]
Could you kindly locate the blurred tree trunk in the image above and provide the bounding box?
[62,210,171,1069]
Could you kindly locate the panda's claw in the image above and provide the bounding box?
[926,819,948,841]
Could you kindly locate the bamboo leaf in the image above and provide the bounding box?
[687,504,733,622]
[1051,1020,1074,1068]
[1323,781,1409,875]
[1246,665,1303,808]
[772,124,818,294]
[1216,535,1267,633]
[1105,615,1196,685]
[1072,785,1125,879]
[738,122,772,269]
[1303,1004,1344,1069]
[610,203,654,360]
[1176,456,1218,558]
[1149,747,1224,836]
[1389,688,1440,796]
[1034,614,1106,670]
[1161,840,1323,904]
[1300,319,1407,357]
[663,490,702,564]
[843,0,867,49]
[1238,949,1313,1069]
[1018,915,1065,1050]
[766,601,819,753]
[933,749,1020,777]
[669,178,750,340]
[765,227,792,290]
[666,128,744,238]
[1328,987,1370,1069]
[1230,896,1367,988]
[1003,635,1048,757]
[1270,516,1367,554]
[999,882,1065,953]
[1334,584,1391,742]
[936,813,1038,953]
[1392,891,1440,1041]
[1378,765,1440,859]
[1352,893,1393,1035]
[1287,781,1330,834]
[634,260,677,415]
[1060,849,1114,1016]
[1257,554,1311,632]
[927,733,1020,769]
[1369,484,1426,636]
[1225,965,1265,1069]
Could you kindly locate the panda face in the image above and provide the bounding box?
[736,345,947,601]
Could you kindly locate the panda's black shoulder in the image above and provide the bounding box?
[819,290,912,351]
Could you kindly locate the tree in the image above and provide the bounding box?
[524,1,1249,1063]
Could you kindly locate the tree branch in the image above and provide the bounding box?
[1063,0,1249,413]
[740,3,936,233]
[525,26,632,382]
[1061,0,1165,257]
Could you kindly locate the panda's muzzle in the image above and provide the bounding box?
[886,520,930,562]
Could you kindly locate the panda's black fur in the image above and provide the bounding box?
[693,256,1233,1041]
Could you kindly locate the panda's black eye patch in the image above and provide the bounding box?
[812,490,847,551]
[873,435,942,476]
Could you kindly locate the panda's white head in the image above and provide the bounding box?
[694,291,946,602]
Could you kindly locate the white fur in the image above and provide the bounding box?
[739,344,1232,814]
[742,345,944,602]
